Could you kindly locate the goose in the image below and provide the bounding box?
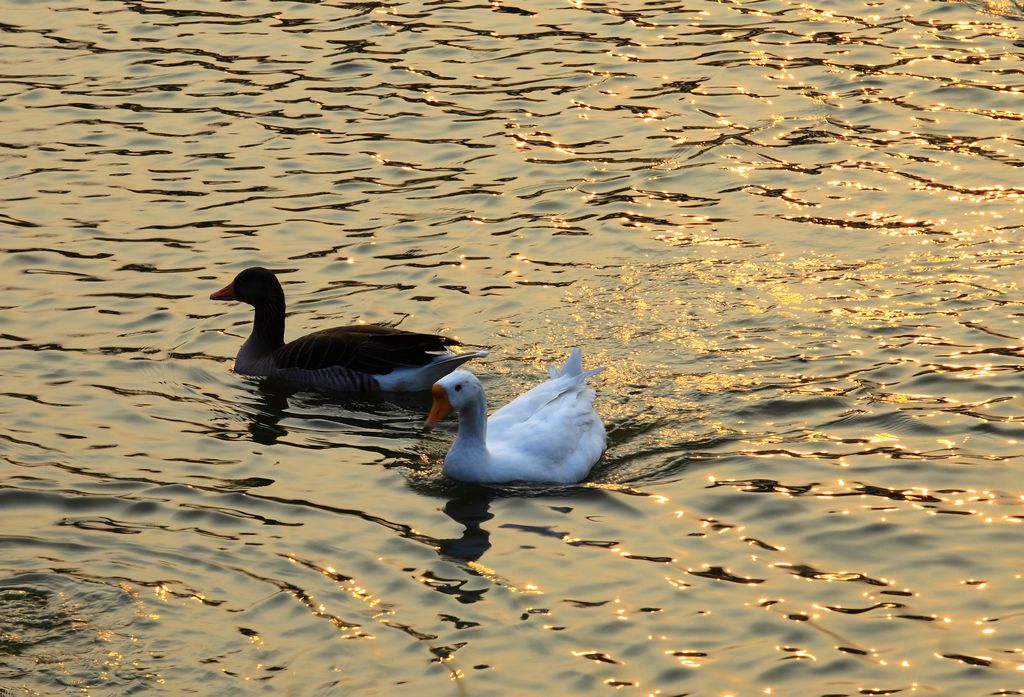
[210,266,487,391]
[423,348,605,483]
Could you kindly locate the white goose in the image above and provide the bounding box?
[423,348,606,484]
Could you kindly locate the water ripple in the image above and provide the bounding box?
[4,0,1024,693]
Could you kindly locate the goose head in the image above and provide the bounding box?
[423,370,484,430]
[210,267,284,308]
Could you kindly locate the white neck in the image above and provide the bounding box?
[443,393,493,479]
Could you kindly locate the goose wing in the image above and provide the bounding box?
[487,381,606,481]
[273,325,460,375]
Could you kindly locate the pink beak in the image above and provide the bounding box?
[210,282,236,301]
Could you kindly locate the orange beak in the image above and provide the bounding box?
[210,282,236,301]
[423,383,452,430]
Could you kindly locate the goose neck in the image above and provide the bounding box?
[449,393,490,464]
[251,296,285,350]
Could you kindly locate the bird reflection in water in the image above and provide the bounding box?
[238,378,435,446]
[437,494,495,563]
[246,381,291,445]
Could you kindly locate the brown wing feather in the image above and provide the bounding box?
[271,325,461,374]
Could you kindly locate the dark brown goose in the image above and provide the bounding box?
[210,267,487,391]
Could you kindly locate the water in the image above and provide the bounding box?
[2,0,1024,694]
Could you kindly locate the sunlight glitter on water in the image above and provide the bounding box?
[4,0,1024,694]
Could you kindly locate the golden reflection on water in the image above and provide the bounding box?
[6,0,1024,693]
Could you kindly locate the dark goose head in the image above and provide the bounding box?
[211,267,286,349]
[210,267,284,307]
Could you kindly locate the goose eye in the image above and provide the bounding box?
[454,384,463,392]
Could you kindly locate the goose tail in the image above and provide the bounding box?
[549,347,605,381]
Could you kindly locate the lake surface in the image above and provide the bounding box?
[3,0,1024,694]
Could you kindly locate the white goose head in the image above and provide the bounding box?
[423,370,485,430]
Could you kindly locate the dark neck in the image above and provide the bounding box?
[251,292,286,350]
